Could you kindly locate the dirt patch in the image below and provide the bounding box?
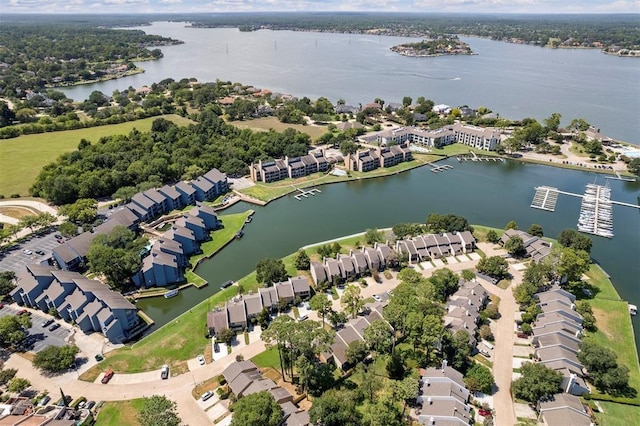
[0,206,39,219]
[592,307,615,340]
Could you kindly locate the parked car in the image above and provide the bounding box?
[197,355,205,365]
[101,369,114,384]
[95,354,104,362]
[49,323,60,331]
[296,314,308,322]
[22,249,33,255]
[201,391,214,401]
[54,234,62,239]
[161,365,169,379]
[479,349,490,357]
[85,401,96,410]
[517,332,529,339]
[17,309,30,316]
[479,408,492,417]
[41,319,54,327]
[35,250,45,255]
[373,294,382,302]
[56,238,64,244]
[38,395,51,407]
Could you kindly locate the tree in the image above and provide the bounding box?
[295,355,334,396]
[504,220,518,230]
[230,391,283,426]
[445,329,472,370]
[485,229,500,243]
[346,340,369,365]
[33,345,79,373]
[386,350,406,380]
[328,310,347,328]
[0,271,16,298]
[339,140,358,155]
[512,362,563,403]
[309,389,361,426]
[628,157,640,176]
[429,268,460,301]
[392,222,423,239]
[340,285,364,319]
[309,293,332,326]
[0,314,31,348]
[354,363,383,401]
[0,368,17,386]
[364,228,384,245]
[426,213,473,233]
[461,269,476,281]
[293,250,310,271]
[138,395,181,426]
[476,256,509,280]
[551,247,590,282]
[255,258,288,285]
[217,328,235,345]
[527,224,544,237]
[58,221,78,238]
[543,112,562,133]
[59,198,97,224]
[7,378,30,393]
[402,96,413,107]
[464,363,495,394]
[556,229,592,253]
[568,118,590,132]
[364,319,394,356]
[504,235,526,257]
[479,324,494,341]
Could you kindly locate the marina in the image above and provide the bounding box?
[530,186,560,212]
[577,184,614,238]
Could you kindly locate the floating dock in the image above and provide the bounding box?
[457,152,505,162]
[430,164,453,173]
[577,184,614,238]
[294,187,321,200]
[604,172,636,182]
[531,186,560,212]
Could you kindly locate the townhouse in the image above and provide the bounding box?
[206,277,312,336]
[537,393,593,426]
[11,267,138,343]
[395,231,476,263]
[531,286,589,396]
[344,143,413,172]
[444,280,488,346]
[250,150,329,183]
[500,229,553,263]
[414,361,474,426]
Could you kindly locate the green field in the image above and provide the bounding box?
[0,114,194,197]
[229,116,328,141]
[95,398,145,426]
[594,401,640,426]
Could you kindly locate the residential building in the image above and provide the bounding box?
[191,176,217,202]
[175,181,197,206]
[174,215,208,242]
[133,250,183,287]
[537,393,593,426]
[250,150,329,183]
[189,204,220,230]
[158,184,184,211]
[202,168,229,194]
[164,225,199,255]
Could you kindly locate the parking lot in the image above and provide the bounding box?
[0,305,71,353]
[0,230,61,273]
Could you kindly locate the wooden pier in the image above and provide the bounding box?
[430,164,453,173]
[604,172,636,182]
[293,186,321,200]
[531,186,560,211]
[457,152,505,162]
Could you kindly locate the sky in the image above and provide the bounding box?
[2,0,639,14]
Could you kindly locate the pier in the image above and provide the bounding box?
[457,152,505,162]
[429,164,453,173]
[293,186,321,200]
[531,186,560,212]
[604,172,636,182]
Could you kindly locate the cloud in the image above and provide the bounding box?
[159,0,182,3]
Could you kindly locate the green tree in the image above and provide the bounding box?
[543,112,562,133]
[386,350,406,380]
[138,395,181,426]
[485,229,500,243]
[0,271,16,298]
[512,362,563,403]
[504,220,518,230]
[59,198,97,224]
[33,345,79,373]
[556,229,592,253]
[402,96,413,107]
[230,391,283,426]
[346,340,369,365]
[58,221,78,238]
[527,224,544,237]
[293,250,310,271]
[309,293,332,326]
[464,363,495,394]
[354,364,383,401]
[7,378,30,393]
[255,258,288,285]
[446,329,472,370]
[504,235,526,257]
[217,328,235,345]
[461,269,476,281]
[339,140,359,155]
[309,389,361,426]
[476,256,509,280]
[426,213,472,233]
[364,319,394,356]
[0,368,17,386]
[340,285,364,319]
[0,314,31,348]
[364,228,384,245]
[392,222,423,239]
[548,247,590,282]
[628,158,640,176]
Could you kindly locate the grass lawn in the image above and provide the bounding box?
[252,346,282,371]
[594,401,640,426]
[582,264,640,405]
[471,225,504,243]
[188,211,253,268]
[229,117,328,142]
[0,114,194,197]
[95,398,145,426]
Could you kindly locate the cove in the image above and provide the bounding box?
[135,158,640,350]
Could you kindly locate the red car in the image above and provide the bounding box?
[478,409,492,417]
[517,332,529,339]
[17,309,30,316]
[101,369,114,384]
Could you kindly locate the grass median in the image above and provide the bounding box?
[95,398,145,426]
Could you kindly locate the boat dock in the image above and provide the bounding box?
[430,164,453,173]
[457,152,505,162]
[605,172,636,182]
[293,187,321,200]
[531,186,560,211]
[578,184,614,238]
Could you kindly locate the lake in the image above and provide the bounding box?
[135,159,640,351]
[62,21,640,145]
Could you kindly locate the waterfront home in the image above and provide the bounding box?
[155,238,188,267]
[289,276,311,299]
[500,229,552,262]
[243,292,264,320]
[349,250,369,275]
[335,104,359,115]
[310,262,328,285]
[175,181,197,206]
[537,393,592,426]
[143,189,170,215]
[191,176,217,202]
[202,168,229,194]
[174,214,208,242]
[337,254,357,281]
[274,280,295,305]
[369,122,499,151]
[207,308,229,336]
[259,286,279,312]
[535,300,583,324]
[158,184,184,211]
[345,149,381,172]
[12,268,139,343]
[250,150,329,183]
[133,250,183,288]
[414,361,473,426]
[324,258,345,284]
[189,204,220,230]
[533,333,581,354]
[164,225,199,255]
[227,299,248,330]
[132,193,161,218]
[362,247,382,271]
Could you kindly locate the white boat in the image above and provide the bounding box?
[629,304,637,316]
[164,289,179,299]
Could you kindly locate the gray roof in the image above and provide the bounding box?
[222,360,259,384]
[207,309,228,333]
[143,188,166,204]
[290,276,310,294]
[243,378,278,396]
[191,176,214,192]
[98,290,136,310]
[158,184,181,199]
[243,293,264,316]
[310,262,327,283]
[132,192,155,209]
[175,181,196,195]
[203,168,227,184]
[422,366,466,388]
[226,300,247,325]
[275,281,294,299]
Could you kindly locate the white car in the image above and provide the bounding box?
[201,391,214,401]
[23,249,33,255]
[373,294,382,302]
[197,355,205,365]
